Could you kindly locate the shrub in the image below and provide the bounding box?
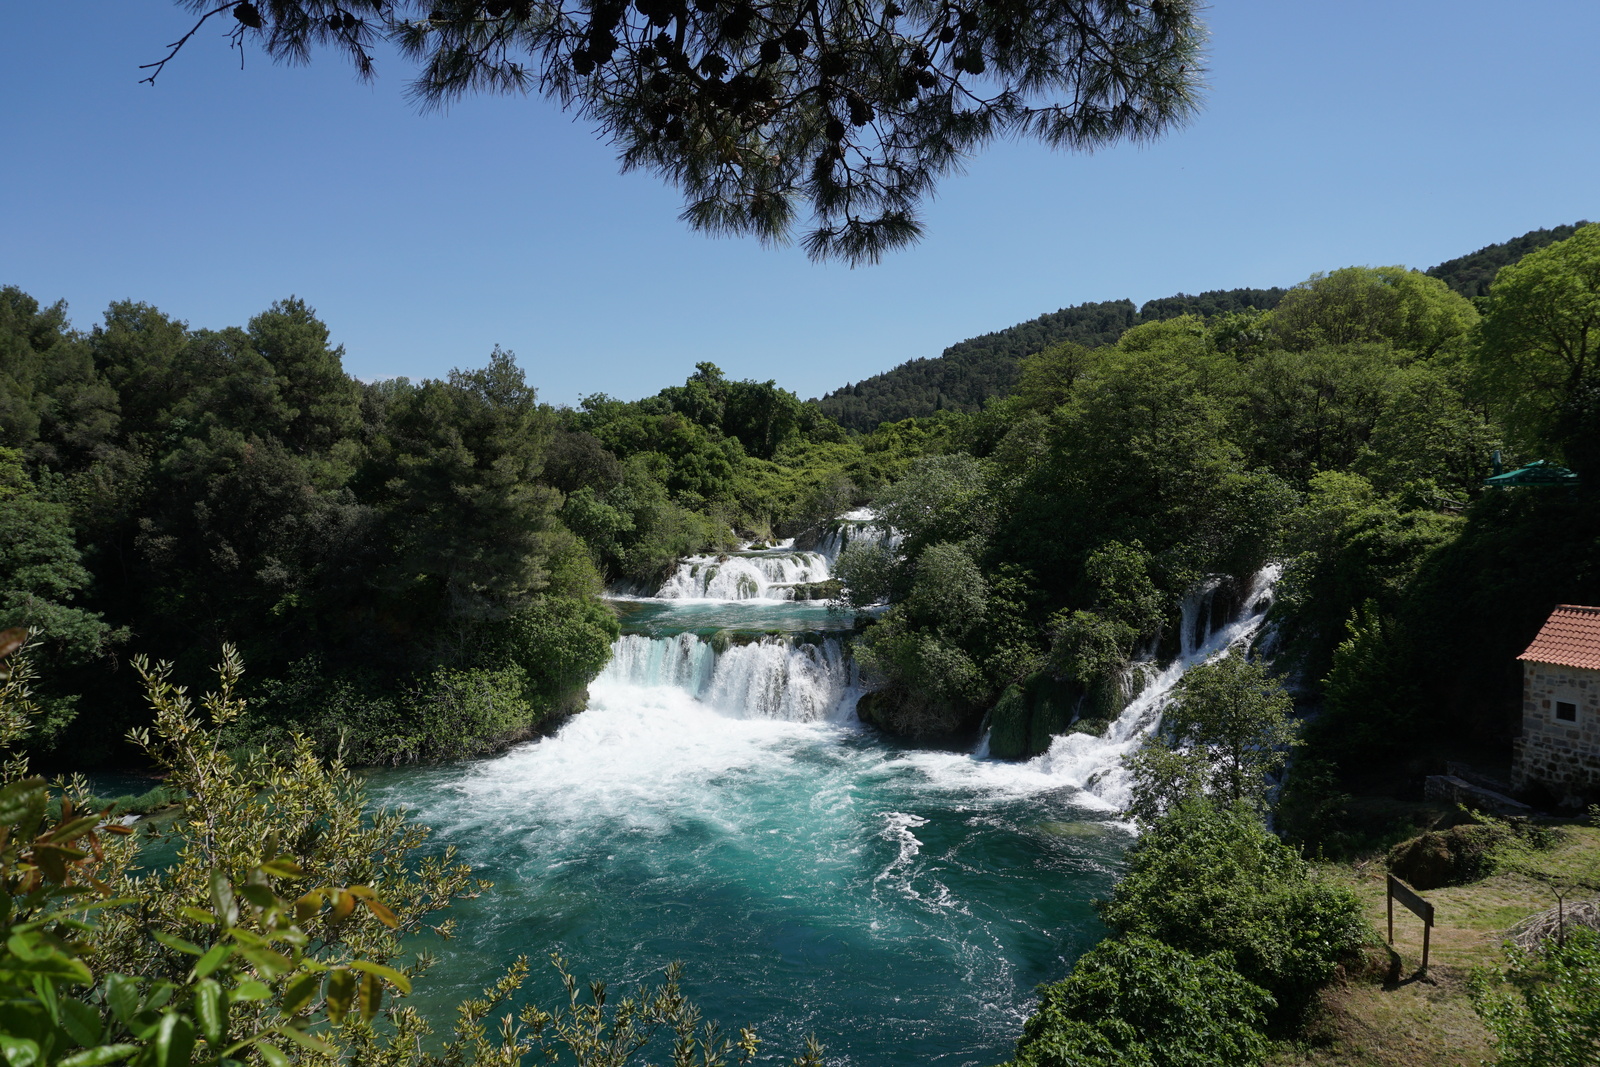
[1471,928,1600,1067]
[1387,823,1511,890]
[1098,799,1369,1023]
[486,594,621,715]
[243,659,541,765]
[1012,935,1274,1067]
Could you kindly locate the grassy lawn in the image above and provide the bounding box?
[1270,820,1600,1067]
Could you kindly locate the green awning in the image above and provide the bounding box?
[1484,460,1580,487]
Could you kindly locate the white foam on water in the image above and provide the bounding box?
[468,505,1280,848]
[652,550,834,600]
[522,561,1281,839]
[601,633,857,721]
[815,510,903,564]
[841,563,1282,814]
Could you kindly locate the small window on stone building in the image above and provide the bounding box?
[1557,700,1578,722]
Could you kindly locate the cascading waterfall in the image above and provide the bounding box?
[649,545,833,600]
[613,529,1280,804]
[812,507,903,563]
[597,632,856,721]
[616,509,903,601]
[1022,563,1282,811]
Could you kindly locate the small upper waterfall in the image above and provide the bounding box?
[650,544,833,600]
[811,508,903,563]
[615,510,904,601]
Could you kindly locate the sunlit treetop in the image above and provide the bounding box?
[152,0,1207,264]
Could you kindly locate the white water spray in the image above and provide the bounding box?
[599,507,1279,816]
[649,546,834,600]
[813,508,903,564]
[598,632,857,721]
[1024,564,1281,811]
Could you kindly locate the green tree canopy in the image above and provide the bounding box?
[1474,223,1600,468]
[1266,266,1479,357]
[1011,935,1274,1067]
[1098,798,1367,1020]
[1124,654,1299,819]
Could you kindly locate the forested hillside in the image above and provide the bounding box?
[816,298,1138,429]
[817,223,1590,432]
[816,289,1285,430]
[1425,220,1589,297]
[829,226,1600,792]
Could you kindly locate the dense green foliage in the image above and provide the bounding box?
[1122,655,1299,823]
[818,222,1582,435]
[845,223,1600,793]
[1098,800,1368,1021]
[1011,935,1274,1067]
[846,260,1488,746]
[1007,799,1369,1066]
[1426,221,1591,299]
[0,290,935,768]
[0,290,627,765]
[1472,929,1600,1067]
[1284,223,1600,797]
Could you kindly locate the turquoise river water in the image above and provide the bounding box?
[363,528,1277,1065]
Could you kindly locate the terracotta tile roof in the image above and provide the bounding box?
[1518,605,1600,671]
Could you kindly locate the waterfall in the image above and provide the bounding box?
[598,508,1280,816]
[1024,564,1282,811]
[611,510,901,601]
[649,547,834,600]
[812,508,903,563]
[596,632,857,722]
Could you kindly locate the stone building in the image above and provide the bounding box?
[1512,604,1600,804]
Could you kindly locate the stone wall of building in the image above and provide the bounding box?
[1512,661,1600,803]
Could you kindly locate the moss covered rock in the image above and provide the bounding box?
[1386,823,1509,890]
[985,672,1083,760]
[856,685,970,738]
[787,579,844,601]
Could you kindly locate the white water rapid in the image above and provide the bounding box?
[599,632,856,721]
[650,544,834,600]
[601,559,1279,812]
[1011,563,1282,811]
[626,510,903,601]
[812,507,904,563]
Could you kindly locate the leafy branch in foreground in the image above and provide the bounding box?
[152,0,1206,263]
[0,634,819,1065]
[1471,929,1600,1067]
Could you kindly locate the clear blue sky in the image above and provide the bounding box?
[3,2,1595,406]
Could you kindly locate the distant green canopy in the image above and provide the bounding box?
[1484,460,1580,487]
